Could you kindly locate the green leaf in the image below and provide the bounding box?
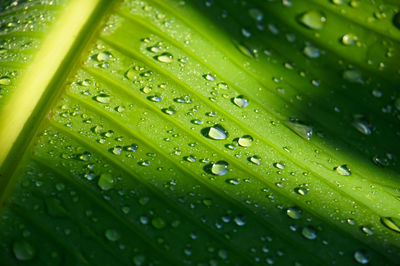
[0,0,399,265]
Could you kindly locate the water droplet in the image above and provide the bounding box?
[148,95,163,102]
[125,144,138,152]
[352,115,372,135]
[238,135,253,147]
[343,70,362,83]
[0,76,11,85]
[185,155,197,162]
[299,10,326,30]
[273,162,285,170]
[372,155,389,167]
[295,187,309,196]
[303,45,320,58]
[211,161,229,176]
[132,255,146,266]
[162,106,176,115]
[234,215,246,226]
[78,152,91,161]
[248,8,263,21]
[98,173,114,190]
[354,250,370,264]
[380,217,400,233]
[226,178,240,185]
[96,51,113,62]
[233,95,249,108]
[302,226,317,240]
[360,226,373,236]
[335,165,351,176]
[341,33,358,46]
[288,119,313,140]
[152,217,166,229]
[203,73,215,81]
[249,155,262,165]
[95,94,111,104]
[105,229,120,241]
[111,146,122,155]
[331,0,345,5]
[125,68,136,80]
[202,198,213,207]
[204,124,228,140]
[13,240,35,261]
[286,207,302,219]
[156,52,173,63]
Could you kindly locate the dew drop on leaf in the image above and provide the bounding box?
[248,8,263,21]
[152,217,166,229]
[132,255,146,266]
[156,52,173,63]
[287,119,313,140]
[204,124,228,140]
[295,187,309,196]
[105,229,120,241]
[203,73,215,81]
[299,10,326,30]
[94,94,111,104]
[286,207,302,219]
[360,226,373,236]
[335,165,351,176]
[343,70,362,83]
[98,173,114,190]
[233,95,249,108]
[302,226,317,240]
[211,161,229,175]
[234,214,246,226]
[0,76,11,85]
[249,155,262,165]
[13,240,35,261]
[353,250,370,264]
[238,135,253,147]
[148,95,163,102]
[331,0,345,5]
[341,33,358,45]
[380,217,400,233]
[303,45,320,58]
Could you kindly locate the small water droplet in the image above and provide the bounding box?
[234,215,246,226]
[288,119,313,140]
[162,106,176,115]
[380,217,400,233]
[343,70,362,83]
[299,10,326,30]
[233,95,249,108]
[354,250,370,264]
[203,73,215,81]
[335,165,351,176]
[226,178,240,185]
[249,155,262,165]
[352,115,373,135]
[98,173,114,190]
[185,155,197,162]
[295,187,309,196]
[286,207,302,219]
[13,240,35,261]
[156,52,173,63]
[132,255,146,266]
[148,95,163,102]
[238,135,253,147]
[248,8,263,21]
[303,45,320,58]
[95,94,111,104]
[331,0,345,5]
[372,155,389,167]
[302,226,317,240]
[96,51,113,62]
[0,76,11,85]
[361,226,373,236]
[78,152,91,161]
[204,124,228,140]
[152,217,166,229]
[211,161,229,175]
[273,162,285,170]
[111,146,122,155]
[105,229,120,241]
[341,33,358,46]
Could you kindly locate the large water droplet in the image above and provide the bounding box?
[299,10,326,30]
[303,45,320,58]
[248,8,263,21]
[341,33,358,45]
[335,165,351,176]
[211,161,229,175]
[286,207,302,219]
[380,217,400,233]
[204,124,228,140]
[233,95,249,108]
[0,76,11,85]
[238,135,253,147]
[98,173,114,190]
[156,52,173,63]
[234,215,247,226]
[354,250,370,264]
[96,51,113,62]
[249,155,262,165]
[105,229,120,241]
[352,115,373,135]
[95,94,111,104]
[13,240,35,261]
[152,217,166,229]
[302,226,317,240]
[288,119,313,140]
